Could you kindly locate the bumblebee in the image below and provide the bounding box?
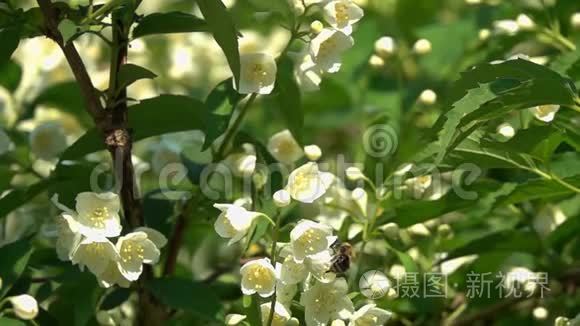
[328,241,355,274]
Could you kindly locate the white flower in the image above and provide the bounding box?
[304,144,322,161]
[134,226,168,248]
[98,260,131,288]
[286,162,333,203]
[310,29,354,73]
[530,104,560,122]
[300,278,354,325]
[261,301,292,326]
[267,129,304,164]
[280,254,308,284]
[413,38,432,55]
[290,219,335,262]
[71,236,118,276]
[306,250,336,283]
[55,213,82,261]
[235,53,277,94]
[240,258,277,297]
[8,295,38,320]
[493,20,520,35]
[225,314,247,325]
[374,36,396,57]
[276,281,298,306]
[74,192,122,238]
[323,0,364,35]
[273,189,292,208]
[419,89,437,105]
[29,121,67,160]
[349,304,392,326]
[533,205,566,238]
[116,231,161,281]
[295,54,323,92]
[0,128,13,155]
[213,202,260,245]
[226,152,257,177]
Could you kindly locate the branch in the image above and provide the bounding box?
[163,198,194,276]
[36,0,107,129]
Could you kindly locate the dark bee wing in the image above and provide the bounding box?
[330,254,350,273]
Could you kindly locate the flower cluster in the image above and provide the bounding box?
[214,131,392,325]
[235,0,364,95]
[51,192,167,288]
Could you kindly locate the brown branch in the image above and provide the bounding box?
[36,0,107,129]
[163,198,195,276]
[37,1,163,325]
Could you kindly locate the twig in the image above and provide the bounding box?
[163,198,195,276]
[36,0,107,129]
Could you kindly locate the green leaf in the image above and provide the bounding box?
[432,59,578,163]
[550,48,580,77]
[0,27,20,65]
[117,63,157,89]
[481,125,563,162]
[33,81,93,128]
[0,238,33,299]
[470,183,517,218]
[384,181,499,227]
[132,11,207,38]
[445,230,541,261]
[275,56,304,144]
[99,288,131,310]
[0,60,22,92]
[57,19,77,44]
[0,180,52,221]
[548,215,580,251]
[197,0,240,86]
[48,272,102,326]
[202,78,243,150]
[61,95,226,160]
[500,175,580,205]
[146,277,223,321]
[0,318,26,326]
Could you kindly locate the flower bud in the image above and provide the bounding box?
[346,166,364,181]
[225,314,247,325]
[555,316,569,326]
[374,36,396,58]
[368,54,385,68]
[310,20,324,34]
[8,295,39,320]
[479,28,491,41]
[532,307,548,320]
[437,224,452,238]
[381,222,399,239]
[572,13,580,30]
[413,38,432,55]
[419,89,437,105]
[331,320,346,326]
[304,144,322,161]
[516,14,535,30]
[497,123,515,138]
[273,189,291,207]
